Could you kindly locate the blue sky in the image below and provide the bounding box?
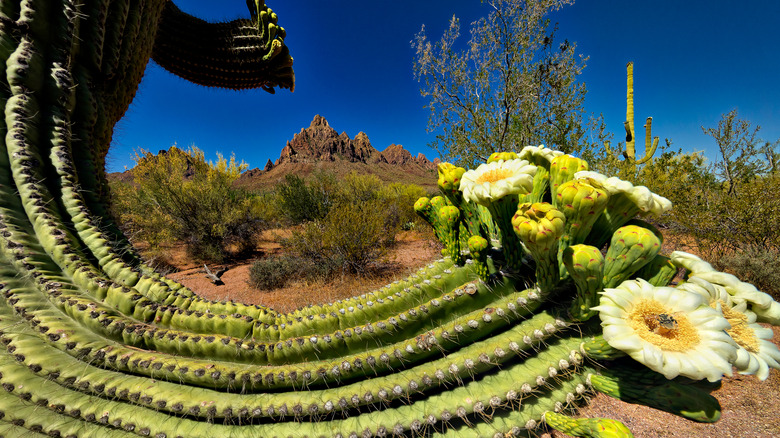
[107,0,780,172]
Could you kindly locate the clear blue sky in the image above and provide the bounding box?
[107,0,780,173]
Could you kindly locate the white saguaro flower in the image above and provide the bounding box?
[594,279,737,382]
[459,159,536,206]
[679,276,780,381]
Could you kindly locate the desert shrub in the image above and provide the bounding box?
[245,191,284,227]
[338,172,382,204]
[248,255,299,290]
[715,246,780,300]
[275,173,334,224]
[376,182,429,231]
[110,146,266,262]
[282,200,392,274]
[248,254,339,290]
[670,173,780,257]
[324,200,392,271]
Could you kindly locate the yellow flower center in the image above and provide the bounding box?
[717,300,760,353]
[627,300,700,352]
[476,168,513,184]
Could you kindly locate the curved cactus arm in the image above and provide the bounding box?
[544,411,634,438]
[1,1,778,436]
[152,0,294,91]
[638,116,660,164]
[590,367,722,423]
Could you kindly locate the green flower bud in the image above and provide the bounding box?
[555,179,609,244]
[468,235,490,282]
[563,244,604,320]
[467,235,488,254]
[439,206,463,264]
[512,202,566,293]
[550,154,588,199]
[414,196,432,217]
[438,205,460,227]
[437,162,466,195]
[486,151,519,163]
[603,225,662,288]
[512,202,566,254]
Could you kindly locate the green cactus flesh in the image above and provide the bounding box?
[0,1,778,437]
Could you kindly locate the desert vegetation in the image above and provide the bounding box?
[110,150,434,291]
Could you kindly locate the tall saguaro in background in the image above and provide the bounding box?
[614,62,659,165]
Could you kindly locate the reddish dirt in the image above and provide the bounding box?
[154,230,780,437]
[165,229,443,312]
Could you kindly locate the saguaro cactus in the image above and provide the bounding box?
[607,62,659,165]
[0,2,779,438]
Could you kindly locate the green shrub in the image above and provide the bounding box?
[324,200,392,272]
[281,200,393,274]
[110,146,266,262]
[715,246,780,300]
[248,255,299,290]
[338,172,382,204]
[377,182,428,231]
[248,254,339,290]
[669,174,780,258]
[275,173,334,224]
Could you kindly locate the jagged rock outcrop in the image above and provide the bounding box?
[275,115,378,164]
[263,159,274,172]
[274,115,435,169]
[242,168,263,179]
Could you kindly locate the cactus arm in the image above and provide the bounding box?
[636,116,660,165]
[590,366,722,423]
[0,1,777,436]
[152,0,294,91]
[545,411,634,438]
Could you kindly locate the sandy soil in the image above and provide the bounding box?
[165,229,444,312]
[158,230,780,438]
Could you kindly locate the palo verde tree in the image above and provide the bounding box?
[112,146,261,262]
[702,108,776,196]
[413,0,589,167]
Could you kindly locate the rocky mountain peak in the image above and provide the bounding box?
[274,115,435,170]
[310,114,330,128]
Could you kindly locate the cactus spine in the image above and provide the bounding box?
[0,2,777,438]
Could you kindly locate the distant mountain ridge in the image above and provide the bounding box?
[271,115,435,169]
[235,115,439,192]
[109,115,440,193]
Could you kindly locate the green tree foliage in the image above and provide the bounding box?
[413,0,589,167]
[110,146,264,262]
[702,108,768,195]
[268,172,429,284]
[275,172,335,224]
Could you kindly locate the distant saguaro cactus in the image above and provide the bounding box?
[608,62,660,165]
